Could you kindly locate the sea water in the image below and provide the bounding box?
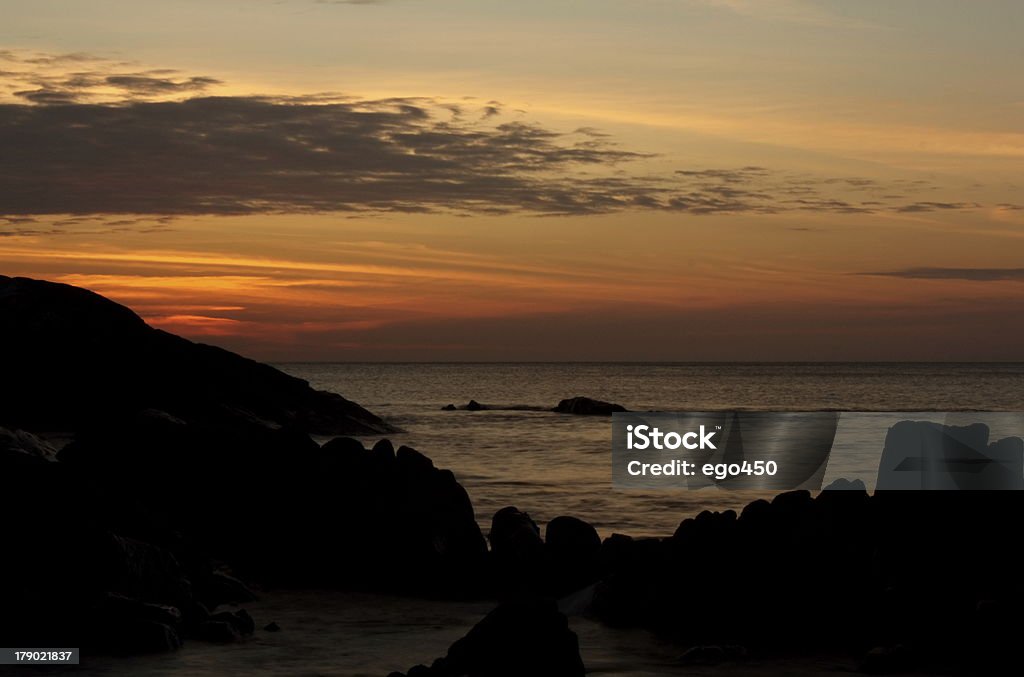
[278,362,1024,537]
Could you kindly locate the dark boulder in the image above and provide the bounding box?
[111,620,183,654]
[193,571,257,609]
[552,396,626,416]
[441,404,457,411]
[392,598,585,677]
[546,516,601,595]
[210,608,255,636]
[197,620,241,643]
[465,399,485,411]
[489,507,545,592]
[489,507,543,557]
[87,592,185,653]
[95,593,183,631]
[0,426,58,461]
[52,399,487,594]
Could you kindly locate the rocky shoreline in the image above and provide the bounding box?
[3,276,1023,675]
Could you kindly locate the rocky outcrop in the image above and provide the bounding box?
[552,396,626,416]
[589,485,1024,673]
[486,508,604,597]
[0,275,394,436]
[0,277,494,654]
[0,427,58,461]
[53,409,488,592]
[389,598,585,677]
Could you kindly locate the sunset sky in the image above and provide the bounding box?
[2,0,1022,360]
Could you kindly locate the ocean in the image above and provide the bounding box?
[278,362,1024,537]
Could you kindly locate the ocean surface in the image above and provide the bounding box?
[278,362,1024,537]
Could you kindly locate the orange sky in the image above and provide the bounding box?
[2,1,1022,360]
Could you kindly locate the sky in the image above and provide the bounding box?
[1,0,1022,361]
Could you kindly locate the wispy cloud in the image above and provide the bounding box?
[861,268,1024,282]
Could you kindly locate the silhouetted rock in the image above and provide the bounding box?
[0,275,394,436]
[546,516,601,595]
[193,571,257,609]
[552,396,626,416]
[466,399,485,411]
[111,620,183,654]
[392,598,585,677]
[0,426,57,461]
[211,609,255,636]
[57,413,487,593]
[441,404,457,411]
[197,620,241,643]
[488,507,544,591]
[263,621,281,632]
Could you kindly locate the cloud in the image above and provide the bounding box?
[895,201,980,213]
[104,75,223,96]
[0,49,223,104]
[861,268,1024,282]
[0,95,661,217]
[0,49,992,220]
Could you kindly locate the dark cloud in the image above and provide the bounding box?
[104,75,223,96]
[675,166,770,182]
[9,72,222,104]
[895,201,980,213]
[0,95,661,217]
[861,268,1024,282]
[0,50,995,220]
[1,49,223,104]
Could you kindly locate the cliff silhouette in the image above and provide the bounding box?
[0,274,392,435]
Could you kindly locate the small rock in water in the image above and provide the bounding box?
[551,396,626,416]
[264,621,281,632]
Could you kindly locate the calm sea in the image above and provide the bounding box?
[278,363,1024,537]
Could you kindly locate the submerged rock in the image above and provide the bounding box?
[392,598,585,677]
[552,396,626,416]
